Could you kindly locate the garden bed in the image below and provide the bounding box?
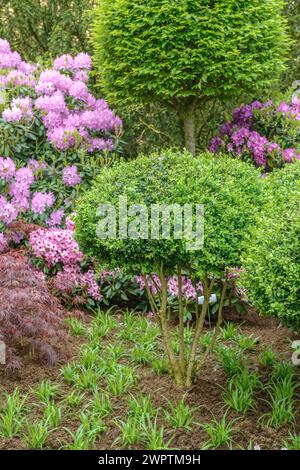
[1,307,299,451]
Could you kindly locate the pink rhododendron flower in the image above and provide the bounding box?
[0,196,18,224]
[62,165,81,187]
[30,228,83,267]
[31,192,55,214]
[0,157,16,181]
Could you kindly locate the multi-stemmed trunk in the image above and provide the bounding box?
[144,265,228,387]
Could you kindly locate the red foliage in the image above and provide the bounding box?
[0,250,69,368]
[9,221,42,237]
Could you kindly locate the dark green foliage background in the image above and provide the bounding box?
[242,162,300,328]
[0,0,95,60]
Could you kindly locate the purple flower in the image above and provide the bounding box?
[0,39,11,54]
[0,157,16,181]
[15,167,35,186]
[69,80,89,101]
[18,61,36,74]
[267,143,280,153]
[219,122,233,137]
[53,54,75,71]
[88,138,115,153]
[48,127,77,150]
[35,91,68,114]
[27,159,46,171]
[47,209,65,228]
[231,127,250,147]
[3,96,34,121]
[232,104,253,125]
[2,107,23,122]
[0,196,19,224]
[31,191,55,214]
[62,166,81,187]
[283,148,297,162]
[74,70,89,82]
[6,70,35,86]
[74,53,92,70]
[208,137,223,153]
[277,102,291,114]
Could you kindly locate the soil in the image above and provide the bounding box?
[0,305,299,451]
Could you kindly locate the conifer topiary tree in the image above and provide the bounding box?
[91,0,291,155]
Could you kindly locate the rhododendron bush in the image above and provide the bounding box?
[0,39,124,308]
[0,38,122,189]
[209,98,300,170]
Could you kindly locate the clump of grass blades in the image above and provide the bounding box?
[23,420,49,449]
[106,366,137,396]
[128,394,156,419]
[0,389,27,438]
[283,433,300,450]
[151,356,169,375]
[216,345,247,377]
[114,416,141,447]
[262,362,296,429]
[219,323,241,342]
[201,414,237,449]
[34,380,60,404]
[164,398,196,431]
[259,347,278,367]
[141,415,175,450]
[65,317,86,336]
[223,369,260,413]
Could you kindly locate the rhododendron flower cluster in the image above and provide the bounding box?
[29,225,101,301]
[62,165,81,187]
[0,38,35,87]
[2,96,34,122]
[136,274,203,301]
[29,227,83,267]
[0,39,122,154]
[209,100,300,170]
[0,156,65,252]
[31,191,55,214]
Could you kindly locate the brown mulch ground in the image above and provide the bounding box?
[1,304,299,451]
[0,244,299,450]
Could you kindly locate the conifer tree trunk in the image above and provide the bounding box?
[180,99,198,156]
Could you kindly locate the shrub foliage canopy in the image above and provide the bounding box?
[242,162,300,328]
[75,151,264,386]
[75,151,263,278]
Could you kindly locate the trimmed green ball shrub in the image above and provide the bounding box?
[91,0,291,154]
[242,162,300,328]
[75,151,263,385]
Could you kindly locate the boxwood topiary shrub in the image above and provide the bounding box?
[242,162,300,329]
[75,151,263,386]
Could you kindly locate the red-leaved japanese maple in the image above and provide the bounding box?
[0,250,69,368]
